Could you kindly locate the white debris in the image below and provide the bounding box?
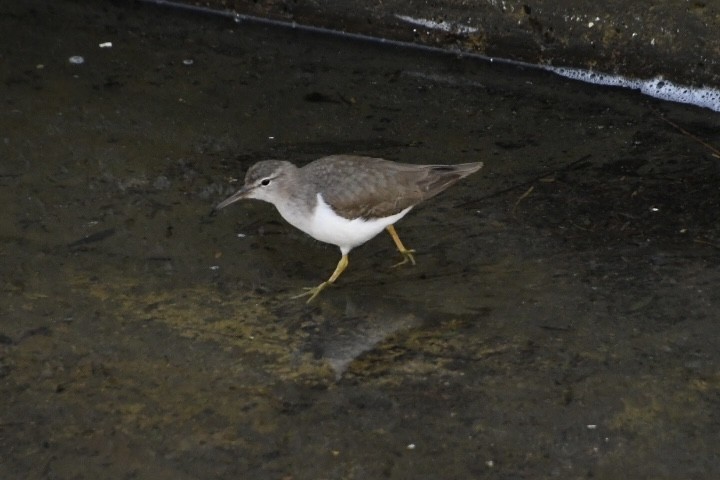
[546,66,720,112]
[395,14,479,34]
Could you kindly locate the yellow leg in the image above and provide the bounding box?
[386,225,416,267]
[292,254,349,303]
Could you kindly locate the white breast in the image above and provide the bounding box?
[287,193,412,255]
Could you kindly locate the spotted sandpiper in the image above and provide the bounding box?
[216,155,483,302]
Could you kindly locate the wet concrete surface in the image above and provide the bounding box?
[2,0,720,478]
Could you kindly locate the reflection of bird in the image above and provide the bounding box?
[217,155,483,302]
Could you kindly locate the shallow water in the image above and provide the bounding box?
[2,1,720,478]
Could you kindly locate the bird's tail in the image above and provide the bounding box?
[421,162,483,197]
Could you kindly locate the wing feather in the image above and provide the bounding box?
[301,155,482,219]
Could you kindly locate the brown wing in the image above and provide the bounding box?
[303,155,482,219]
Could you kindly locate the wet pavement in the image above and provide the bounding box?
[2,1,720,479]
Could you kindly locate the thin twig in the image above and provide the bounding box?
[694,238,720,249]
[653,109,720,158]
[512,185,534,214]
[459,154,592,208]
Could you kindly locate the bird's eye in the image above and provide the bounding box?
[260,178,271,186]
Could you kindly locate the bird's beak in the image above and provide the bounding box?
[215,185,252,210]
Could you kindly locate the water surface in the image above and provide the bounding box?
[2,1,719,478]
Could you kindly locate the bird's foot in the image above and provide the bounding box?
[392,248,416,268]
[291,281,331,303]
[292,254,348,303]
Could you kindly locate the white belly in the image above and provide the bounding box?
[279,193,411,255]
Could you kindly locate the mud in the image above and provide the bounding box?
[1,1,719,479]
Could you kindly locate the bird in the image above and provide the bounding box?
[216,154,483,302]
